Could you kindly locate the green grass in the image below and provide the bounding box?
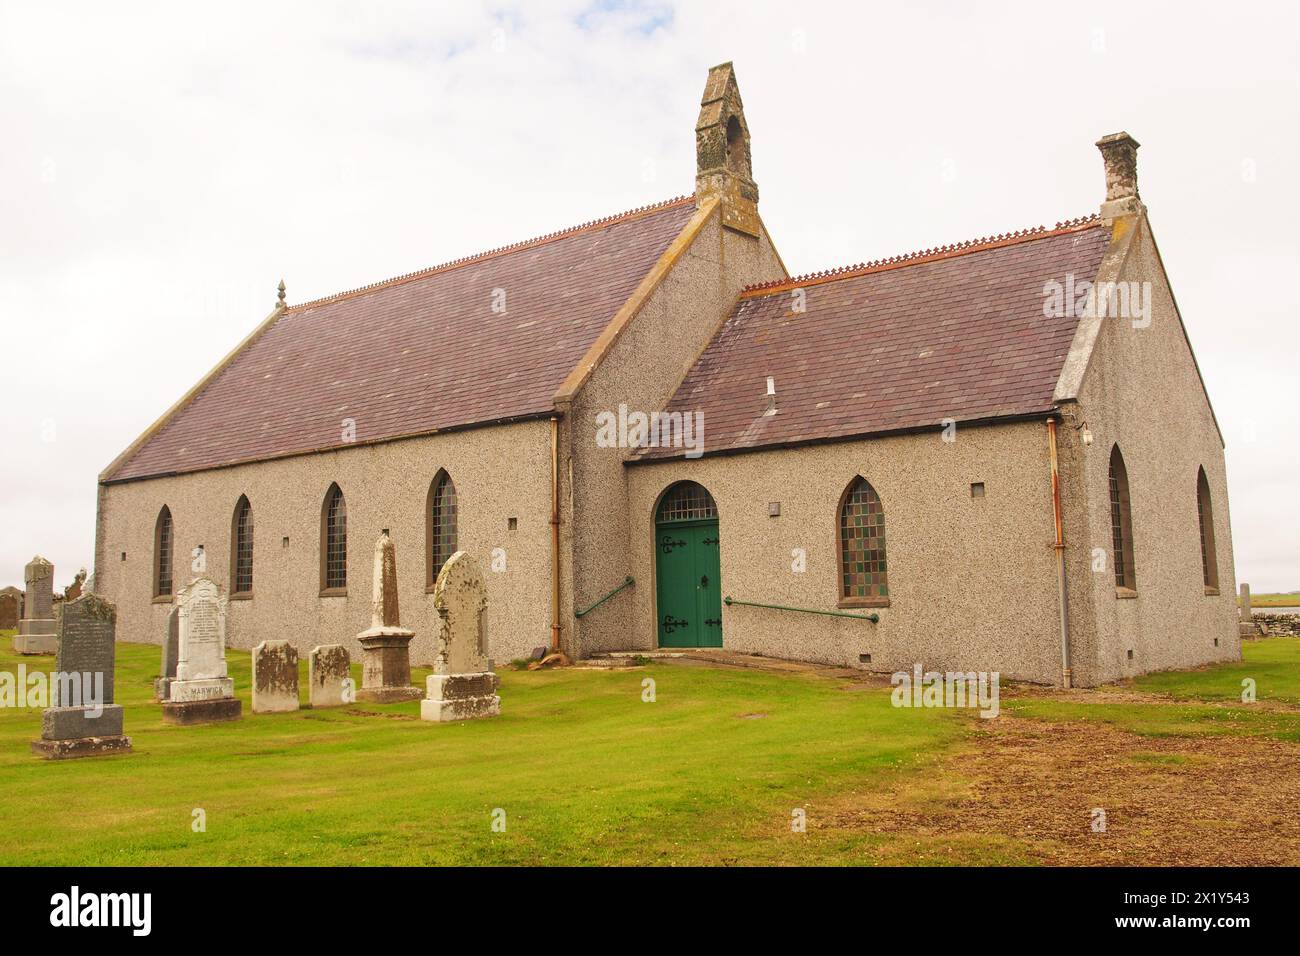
[0,641,962,865]
[1240,592,1300,608]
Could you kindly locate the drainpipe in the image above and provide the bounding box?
[1047,417,1073,688]
[550,415,562,652]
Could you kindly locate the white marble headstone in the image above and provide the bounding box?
[175,578,228,682]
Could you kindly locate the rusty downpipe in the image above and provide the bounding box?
[550,415,562,652]
[1047,417,1072,688]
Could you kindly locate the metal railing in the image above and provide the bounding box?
[723,595,880,623]
[574,576,635,619]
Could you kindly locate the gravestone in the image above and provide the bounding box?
[13,556,57,655]
[154,607,179,701]
[1238,582,1261,638]
[356,532,422,703]
[0,588,21,630]
[421,551,500,722]
[309,644,352,708]
[253,640,299,713]
[161,577,242,724]
[31,593,132,759]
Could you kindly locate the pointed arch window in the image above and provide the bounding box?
[839,478,889,605]
[1196,467,1219,593]
[154,506,174,599]
[1109,446,1137,592]
[231,496,254,596]
[321,484,347,593]
[427,471,458,585]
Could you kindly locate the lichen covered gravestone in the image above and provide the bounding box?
[160,578,242,724]
[253,640,299,713]
[355,532,422,703]
[421,551,500,722]
[13,556,57,655]
[309,644,351,708]
[0,588,20,630]
[31,593,132,759]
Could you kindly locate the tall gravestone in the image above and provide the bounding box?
[309,644,352,708]
[253,640,299,713]
[161,578,242,724]
[31,593,132,759]
[356,532,422,703]
[154,606,179,701]
[13,556,57,655]
[421,551,500,722]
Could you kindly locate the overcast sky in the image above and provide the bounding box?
[2,0,1297,592]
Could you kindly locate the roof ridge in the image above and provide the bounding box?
[740,214,1102,296]
[288,194,695,311]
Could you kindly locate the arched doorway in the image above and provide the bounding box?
[654,481,721,648]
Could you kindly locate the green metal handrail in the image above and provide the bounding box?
[575,576,635,619]
[723,595,880,623]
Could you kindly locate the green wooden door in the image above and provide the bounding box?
[656,519,722,648]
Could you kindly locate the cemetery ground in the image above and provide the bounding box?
[0,633,1298,866]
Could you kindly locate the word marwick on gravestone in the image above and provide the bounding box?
[160,577,242,725]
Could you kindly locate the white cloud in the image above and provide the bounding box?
[2,0,1297,591]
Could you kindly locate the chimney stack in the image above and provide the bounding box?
[695,62,760,237]
[1096,131,1142,218]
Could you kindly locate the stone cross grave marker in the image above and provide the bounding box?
[31,593,132,759]
[421,551,500,722]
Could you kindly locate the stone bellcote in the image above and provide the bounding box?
[695,61,760,237]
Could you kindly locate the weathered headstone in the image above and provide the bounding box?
[31,593,132,759]
[0,587,21,630]
[309,644,352,708]
[13,556,57,655]
[253,640,300,713]
[154,606,179,701]
[161,577,242,724]
[1239,582,1262,638]
[421,551,500,722]
[356,532,422,703]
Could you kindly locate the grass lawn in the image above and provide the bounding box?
[1241,592,1300,608]
[0,639,962,865]
[2,635,1297,865]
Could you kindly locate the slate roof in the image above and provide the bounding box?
[109,197,697,481]
[633,217,1113,461]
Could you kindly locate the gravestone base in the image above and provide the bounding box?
[421,672,500,722]
[13,619,57,655]
[168,677,234,702]
[32,734,133,760]
[1239,621,1262,639]
[154,677,172,702]
[41,703,125,739]
[161,696,243,725]
[356,626,421,703]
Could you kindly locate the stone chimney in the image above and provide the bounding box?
[1096,131,1142,218]
[695,61,760,237]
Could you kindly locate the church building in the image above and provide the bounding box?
[93,63,1239,686]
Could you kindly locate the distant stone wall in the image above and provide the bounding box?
[1255,613,1300,636]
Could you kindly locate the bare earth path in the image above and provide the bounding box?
[818,698,1300,865]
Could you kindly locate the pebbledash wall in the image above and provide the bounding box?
[559,200,786,658]
[94,418,554,666]
[1056,211,1239,684]
[624,421,1068,683]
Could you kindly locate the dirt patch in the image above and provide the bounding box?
[819,709,1300,865]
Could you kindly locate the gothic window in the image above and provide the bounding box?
[231,496,254,595]
[1109,446,1137,591]
[427,470,458,584]
[154,506,173,598]
[321,484,347,592]
[839,478,888,603]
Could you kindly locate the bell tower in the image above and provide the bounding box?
[695,61,760,237]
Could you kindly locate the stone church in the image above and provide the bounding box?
[94,63,1238,686]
